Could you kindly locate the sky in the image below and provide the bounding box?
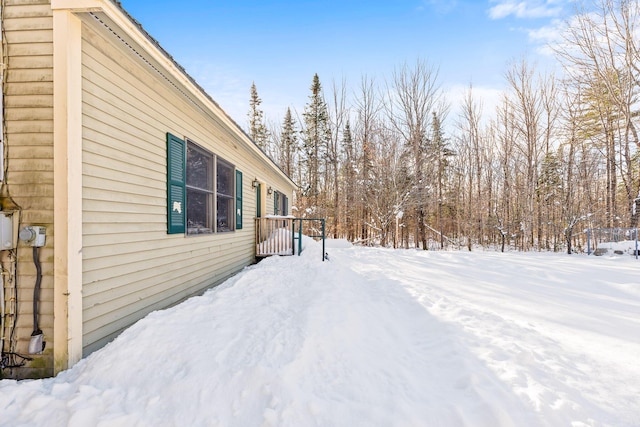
[1,238,639,426]
[117,0,574,129]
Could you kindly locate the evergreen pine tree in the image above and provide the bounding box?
[279,107,298,177]
[302,73,331,210]
[342,121,356,240]
[248,82,270,150]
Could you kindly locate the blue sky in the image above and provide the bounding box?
[118,0,573,128]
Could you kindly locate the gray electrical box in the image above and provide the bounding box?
[19,225,46,247]
[0,211,16,250]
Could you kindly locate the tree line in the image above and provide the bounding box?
[247,0,640,253]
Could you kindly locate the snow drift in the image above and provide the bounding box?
[1,239,638,427]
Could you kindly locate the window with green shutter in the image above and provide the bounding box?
[235,170,243,229]
[167,133,240,235]
[167,133,186,234]
[274,190,280,215]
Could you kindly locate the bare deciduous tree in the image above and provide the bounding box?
[386,59,442,249]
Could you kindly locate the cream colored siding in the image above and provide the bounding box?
[2,0,54,371]
[0,0,293,379]
[80,18,284,354]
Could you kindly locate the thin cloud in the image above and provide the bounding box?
[488,0,565,19]
[526,19,565,55]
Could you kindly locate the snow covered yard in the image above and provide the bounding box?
[1,240,639,427]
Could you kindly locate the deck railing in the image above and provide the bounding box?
[292,218,326,261]
[255,217,327,261]
[255,217,294,257]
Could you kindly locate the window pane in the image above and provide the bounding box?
[187,145,212,190]
[216,160,233,196]
[187,189,212,234]
[216,195,234,232]
[186,141,214,235]
[216,157,235,232]
[187,188,213,234]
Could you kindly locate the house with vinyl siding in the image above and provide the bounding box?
[0,0,295,379]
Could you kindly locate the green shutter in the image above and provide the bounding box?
[167,133,186,234]
[235,170,243,230]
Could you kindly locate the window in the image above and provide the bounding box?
[166,133,243,235]
[186,142,214,234]
[274,191,289,216]
[216,158,234,232]
[235,170,243,229]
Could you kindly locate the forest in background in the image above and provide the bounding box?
[247,0,640,253]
